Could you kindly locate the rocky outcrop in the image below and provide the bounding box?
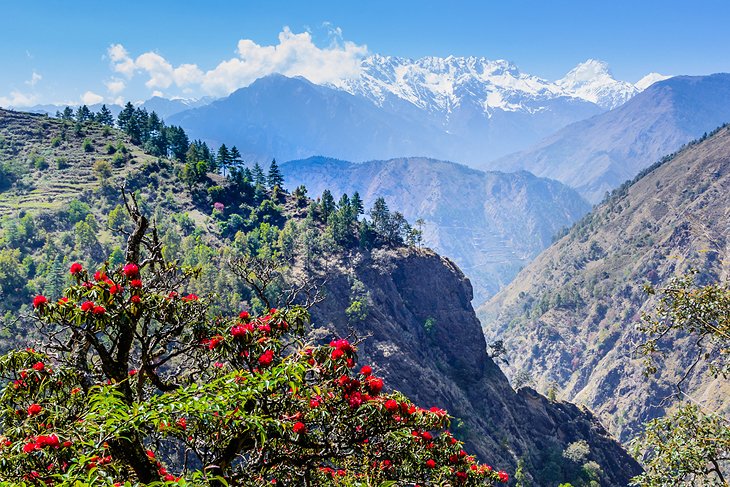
[309,247,641,485]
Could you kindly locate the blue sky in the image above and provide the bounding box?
[2,0,729,106]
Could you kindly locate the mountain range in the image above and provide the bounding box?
[478,124,730,441]
[495,73,730,202]
[167,57,663,166]
[280,156,590,302]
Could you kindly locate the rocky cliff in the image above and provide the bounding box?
[309,247,641,485]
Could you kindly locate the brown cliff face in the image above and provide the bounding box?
[308,246,641,486]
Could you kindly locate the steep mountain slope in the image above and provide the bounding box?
[479,126,730,442]
[495,74,730,202]
[0,108,641,485]
[311,246,641,485]
[281,156,590,301]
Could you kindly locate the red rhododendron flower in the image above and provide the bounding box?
[92,305,106,315]
[292,421,307,435]
[331,348,344,361]
[182,293,199,302]
[384,399,398,412]
[69,263,83,275]
[207,336,224,350]
[176,417,187,430]
[28,404,42,416]
[130,279,143,288]
[123,263,139,277]
[23,442,38,453]
[498,471,509,482]
[360,365,372,376]
[366,376,383,394]
[231,325,247,338]
[94,271,107,281]
[258,349,274,367]
[80,301,94,312]
[109,284,123,294]
[239,310,250,320]
[32,295,48,308]
[32,362,45,371]
[131,295,141,304]
[425,459,436,469]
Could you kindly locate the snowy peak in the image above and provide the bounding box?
[635,72,672,90]
[333,55,654,116]
[334,54,564,115]
[557,59,639,109]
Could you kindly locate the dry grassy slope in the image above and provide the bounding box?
[0,108,208,230]
[479,126,730,442]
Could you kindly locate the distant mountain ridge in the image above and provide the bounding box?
[280,156,590,302]
[166,57,665,168]
[479,125,730,442]
[18,96,213,119]
[494,73,730,202]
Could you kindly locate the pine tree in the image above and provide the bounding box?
[351,192,364,216]
[61,106,74,121]
[230,146,243,172]
[320,190,336,222]
[252,162,266,187]
[75,105,92,123]
[217,144,231,177]
[96,104,114,126]
[267,159,284,190]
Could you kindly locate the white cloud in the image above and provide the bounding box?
[25,71,42,87]
[151,90,164,98]
[108,43,136,77]
[0,90,39,107]
[105,78,126,94]
[107,26,368,97]
[80,91,104,105]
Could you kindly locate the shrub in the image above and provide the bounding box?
[82,137,94,152]
[0,254,509,486]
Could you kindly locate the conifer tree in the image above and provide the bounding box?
[95,104,114,126]
[217,144,231,176]
[230,146,243,172]
[267,159,284,190]
[320,189,336,222]
[252,162,266,187]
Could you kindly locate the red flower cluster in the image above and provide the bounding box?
[27,404,42,416]
[32,295,48,308]
[22,434,64,453]
[292,421,307,435]
[258,349,274,367]
[122,263,139,277]
[69,263,83,275]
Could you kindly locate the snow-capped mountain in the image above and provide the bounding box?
[333,54,566,116]
[332,55,663,116]
[555,59,639,109]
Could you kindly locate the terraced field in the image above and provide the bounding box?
[0,108,154,218]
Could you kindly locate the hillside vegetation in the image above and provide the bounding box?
[480,124,730,442]
[0,107,642,485]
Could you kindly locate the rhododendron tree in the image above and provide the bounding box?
[0,201,508,486]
